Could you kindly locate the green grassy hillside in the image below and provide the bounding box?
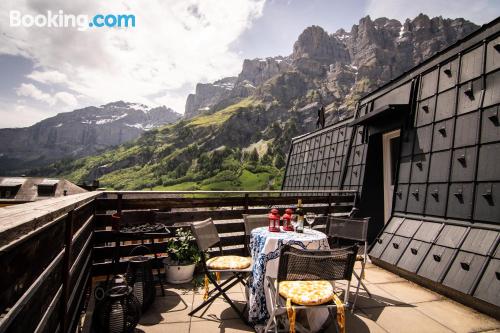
[37,97,299,190]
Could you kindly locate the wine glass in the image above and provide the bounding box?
[305,212,316,230]
[291,215,298,231]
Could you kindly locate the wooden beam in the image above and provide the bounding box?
[60,210,74,333]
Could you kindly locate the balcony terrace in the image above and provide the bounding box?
[0,190,498,333]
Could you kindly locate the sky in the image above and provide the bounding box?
[0,0,499,128]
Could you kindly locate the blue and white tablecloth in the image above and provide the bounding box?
[248,227,329,323]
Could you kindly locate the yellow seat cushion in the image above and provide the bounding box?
[206,255,252,270]
[279,280,335,305]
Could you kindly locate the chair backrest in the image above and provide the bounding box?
[277,245,357,282]
[191,218,220,252]
[327,216,370,242]
[242,214,269,235]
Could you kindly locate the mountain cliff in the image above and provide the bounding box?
[187,14,477,122]
[32,14,479,190]
[0,101,181,175]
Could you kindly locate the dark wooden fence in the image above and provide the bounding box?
[92,190,357,276]
[0,192,99,333]
[0,189,356,332]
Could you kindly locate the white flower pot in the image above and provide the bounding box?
[163,259,196,284]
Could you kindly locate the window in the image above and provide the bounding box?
[0,186,20,198]
[37,185,56,197]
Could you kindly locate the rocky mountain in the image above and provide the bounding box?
[37,14,479,190]
[187,14,477,123]
[0,101,181,175]
[184,56,292,119]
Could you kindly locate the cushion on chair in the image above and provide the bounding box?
[206,255,252,270]
[278,280,335,305]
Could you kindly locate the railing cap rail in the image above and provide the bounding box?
[102,190,357,195]
[0,192,101,250]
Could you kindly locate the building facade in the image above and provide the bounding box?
[282,18,500,316]
[0,177,87,206]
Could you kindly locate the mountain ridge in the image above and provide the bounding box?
[23,14,479,190]
[0,101,181,175]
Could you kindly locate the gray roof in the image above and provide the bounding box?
[0,178,26,187]
[0,177,87,203]
[38,179,59,186]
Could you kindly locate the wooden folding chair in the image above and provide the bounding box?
[242,214,269,254]
[189,218,252,324]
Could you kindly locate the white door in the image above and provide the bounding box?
[382,130,401,223]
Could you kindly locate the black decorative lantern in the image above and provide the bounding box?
[125,246,156,312]
[93,285,141,333]
[94,275,128,301]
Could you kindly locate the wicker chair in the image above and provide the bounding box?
[189,218,252,324]
[326,215,372,311]
[265,245,357,333]
[243,214,269,254]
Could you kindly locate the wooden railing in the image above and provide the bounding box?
[0,192,100,333]
[92,190,357,276]
[0,189,356,332]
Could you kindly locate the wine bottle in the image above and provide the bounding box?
[296,199,304,233]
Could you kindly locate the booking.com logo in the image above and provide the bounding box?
[9,10,136,31]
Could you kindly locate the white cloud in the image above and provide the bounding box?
[27,70,68,84]
[364,0,499,24]
[0,0,266,114]
[16,82,78,107]
[16,83,54,104]
[0,100,53,127]
[54,91,77,107]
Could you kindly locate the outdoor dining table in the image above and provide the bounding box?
[248,226,330,326]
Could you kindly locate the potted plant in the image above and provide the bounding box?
[163,229,201,284]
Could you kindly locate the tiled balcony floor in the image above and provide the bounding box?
[134,263,500,333]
